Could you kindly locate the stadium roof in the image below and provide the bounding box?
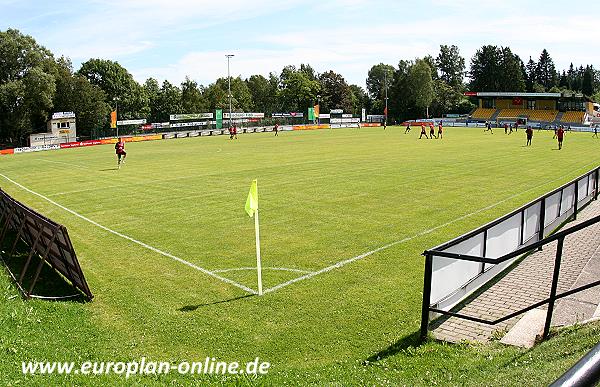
[466,92,562,98]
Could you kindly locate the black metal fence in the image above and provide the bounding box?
[420,166,600,341]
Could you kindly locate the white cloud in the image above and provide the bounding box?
[5,0,598,90]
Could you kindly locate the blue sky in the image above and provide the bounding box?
[1,0,596,89]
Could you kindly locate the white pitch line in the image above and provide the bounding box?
[264,168,600,294]
[212,267,314,274]
[0,173,257,295]
[36,158,89,169]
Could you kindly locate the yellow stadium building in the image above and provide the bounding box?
[466,92,595,127]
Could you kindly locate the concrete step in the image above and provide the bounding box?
[552,245,600,327]
[500,309,546,348]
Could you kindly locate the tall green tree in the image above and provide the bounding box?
[535,49,558,91]
[52,57,110,138]
[78,58,148,119]
[0,29,56,146]
[143,78,161,122]
[525,57,537,92]
[318,70,353,113]
[205,82,227,111]
[436,45,465,88]
[278,65,320,113]
[388,59,413,121]
[366,64,395,103]
[408,59,434,117]
[498,49,526,92]
[349,84,368,117]
[469,45,501,91]
[180,77,207,113]
[246,74,277,114]
[582,66,595,96]
[155,80,182,121]
[469,45,525,92]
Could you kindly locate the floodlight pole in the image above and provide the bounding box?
[384,71,389,126]
[226,54,234,129]
[316,94,320,125]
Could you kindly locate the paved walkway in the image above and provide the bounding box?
[431,199,600,343]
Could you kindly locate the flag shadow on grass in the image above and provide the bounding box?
[177,294,255,312]
[364,330,422,363]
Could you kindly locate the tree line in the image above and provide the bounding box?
[1,28,599,146]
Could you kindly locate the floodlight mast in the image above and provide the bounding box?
[226,54,235,128]
[384,71,388,126]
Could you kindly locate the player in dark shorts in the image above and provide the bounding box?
[438,122,443,139]
[484,121,493,134]
[526,126,533,146]
[557,126,565,149]
[229,126,233,140]
[593,126,598,138]
[419,123,428,139]
[274,123,279,136]
[115,137,126,169]
[429,123,435,139]
[233,125,238,139]
[405,123,411,134]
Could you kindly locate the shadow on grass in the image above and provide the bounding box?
[99,168,119,171]
[1,233,87,302]
[177,294,255,312]
[365,330,422,362]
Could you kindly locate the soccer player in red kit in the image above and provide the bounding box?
[438,122,443,139]
[557,126,565,149]
[419,123,428,139]
[115,137,126,169]
[525,126,533,146]
[429,123,435,139]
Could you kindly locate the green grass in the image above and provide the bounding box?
[1,126,600,385]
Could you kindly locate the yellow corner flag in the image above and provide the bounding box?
[245,179,258,217]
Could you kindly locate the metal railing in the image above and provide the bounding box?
[420,166,600,341]
[551,341,600,387]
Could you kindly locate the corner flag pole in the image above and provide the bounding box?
[245,179,263,295]
[255,207,263,296]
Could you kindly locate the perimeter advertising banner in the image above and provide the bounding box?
[223,112,265,119]
[171,121,209,128]
[293,124,329,131]
[60,140,103,149]
[117,119,146,126]
[216,109,223,129]
[170,113,213,121]
[52,112,76,119]
[272,112,304,118]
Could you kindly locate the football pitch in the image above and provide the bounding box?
[2,126,600,384]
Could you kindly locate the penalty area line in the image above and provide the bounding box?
[0,173,257,295]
